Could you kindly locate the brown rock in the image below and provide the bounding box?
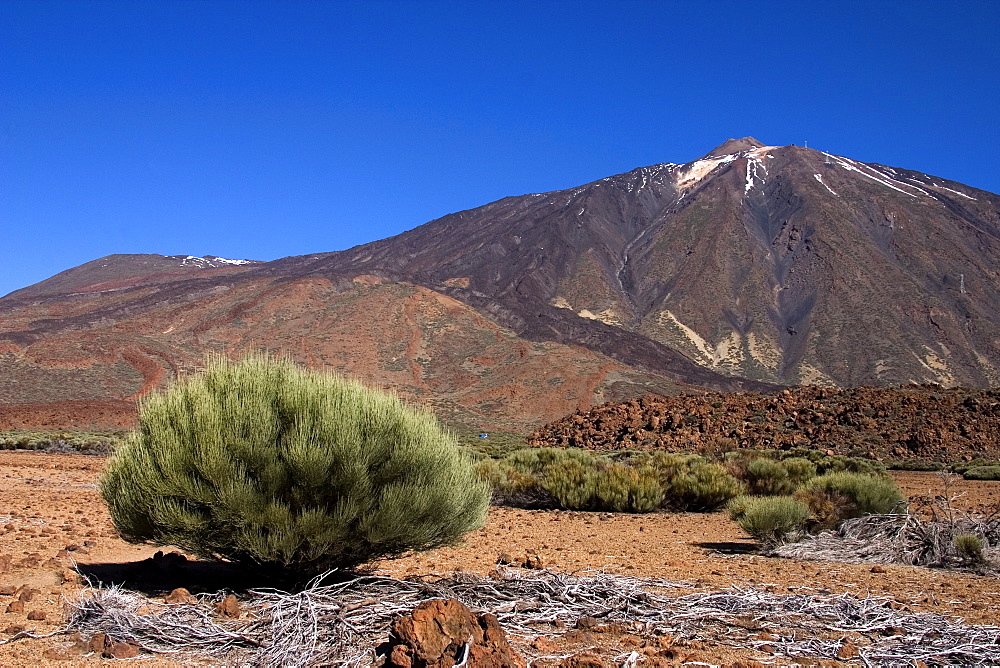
[6,600,24,613]
[105,641,140,659]
[62,569,80,584]
[18,587,39,602]
[837,642,859,660]
[26,609,47,621]
[561,653,609,668]
[871,565,887,573]
[215,593,241,618]
[3,624,26,636]
[164,587,197,604]
[41,648,70,661]
[0,585,16,596]
[384,598,525,668]
[89,633,108,653]
[575,616,600,630]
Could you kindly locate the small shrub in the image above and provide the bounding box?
[592,463,663,513]
[963,466,1000,481]
[954,533,985,564]
[796,472,905,531]
[728,495,809,543]
[781,457,819,486]
[661,460,744,512]
[101,355,489,578]
[887,458,947,472]
[474,459,553,508]
[742,457,817,496]
[540,459,598,509]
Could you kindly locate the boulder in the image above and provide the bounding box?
[382,598,525,668]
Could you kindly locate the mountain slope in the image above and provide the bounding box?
[3,138,999,431]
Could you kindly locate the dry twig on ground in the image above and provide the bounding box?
[62,568,1000,667]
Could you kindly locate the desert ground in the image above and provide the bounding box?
[1,450,998,666]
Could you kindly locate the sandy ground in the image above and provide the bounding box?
[1,451,999,666]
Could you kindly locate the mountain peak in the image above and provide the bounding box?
[701,137,766,159]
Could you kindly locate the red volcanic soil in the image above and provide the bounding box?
[1,451,999,666]
[0,401,136,431]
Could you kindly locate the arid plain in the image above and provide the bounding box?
[1,450,998,666]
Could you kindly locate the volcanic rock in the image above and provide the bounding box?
[382,598,525,668]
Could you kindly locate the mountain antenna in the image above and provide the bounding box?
[804,140,808,149]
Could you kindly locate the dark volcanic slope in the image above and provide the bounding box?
[3,138,1000,431]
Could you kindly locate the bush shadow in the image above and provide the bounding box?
[694,541,759,555]
[74,551,352,595]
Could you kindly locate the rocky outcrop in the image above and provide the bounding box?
[381,598,525,668]
[531,385,1000,463]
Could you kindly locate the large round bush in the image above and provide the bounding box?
[100,355,490,577]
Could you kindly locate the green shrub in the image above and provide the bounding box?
[591,463,663,513]
[796,472,905,530]
[100,354,489,577]
[781,457,819,485]
[963,465,1000,481]
[660,458,744,512]
[540,459,598,509]
[954,533,985,564]
[728,495,809,543]
[474,459,553,508]
[887,458,947,472]
[743,458,791,495]
[742,457,816,496]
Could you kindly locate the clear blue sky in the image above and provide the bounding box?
[3,1,998,297]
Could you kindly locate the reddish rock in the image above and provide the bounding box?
[105,641,140,659]
[41,648,70,661]
[383,598,525,668]
[0,585,16,596]
[6,601,24,613]
[215,594,241,618]
[837,642,859,660]
[26,609,46,621]
[3,624,26,636]
[164,587,197,604]
[561,653,609,668]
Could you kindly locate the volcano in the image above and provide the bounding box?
[4,139,999,431]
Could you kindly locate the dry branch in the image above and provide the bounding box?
[62,568,1000,666]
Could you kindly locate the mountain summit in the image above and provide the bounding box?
[700,136,766,158]
[2,139,999,430]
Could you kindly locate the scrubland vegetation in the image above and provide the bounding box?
[99,354,489,578]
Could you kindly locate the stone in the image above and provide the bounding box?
[62,569,80,584]
[18,587,39,602]
[164,587,197,604]
[26,609,46,621]
[105,641,140,659]
[383,598,525,668]
[871,565,887,573]
[3,624,26,636]
[215,594,241,618]
[561,653,609,668]
[6,601,24,613]
[41,648,70,661]
[0,585,16,596]
[89,633,108,653]
[837,642,859,660]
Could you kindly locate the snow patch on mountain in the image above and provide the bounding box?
[176,255,257,268]
[813,173,838,196]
